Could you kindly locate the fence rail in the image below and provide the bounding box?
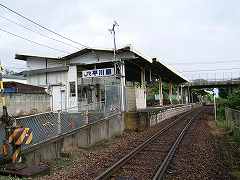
[225,107,240,137]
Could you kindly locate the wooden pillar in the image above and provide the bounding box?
[169,81,173,104]
[176,86,180,104]
[185,88,189,104]
[169,81,173,97]
[159,77,163,106]
[149,69,152,82]
[141,68,146,86]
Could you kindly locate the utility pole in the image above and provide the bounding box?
[109,21,119,62]
[109,21,125,112]
[213,91,217,121]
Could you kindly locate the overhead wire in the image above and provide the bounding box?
[0,3,89,48]
[0,27,70,54]
[0,15,82,50]
[1,3,239,76]
[181,67,240,73]
[168,60,240,66]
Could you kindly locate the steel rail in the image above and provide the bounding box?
[152,110,202,180]
[94,109,199,180]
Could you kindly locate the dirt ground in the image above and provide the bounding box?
[207,108,240,180]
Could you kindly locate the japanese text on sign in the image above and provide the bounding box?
[82,68,114,78]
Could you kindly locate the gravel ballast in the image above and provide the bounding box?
[40,107,233,180]
[41,112,185,180]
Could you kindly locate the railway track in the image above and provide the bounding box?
[95,107,202,180]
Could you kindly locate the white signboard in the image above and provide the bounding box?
[82,68,114,78]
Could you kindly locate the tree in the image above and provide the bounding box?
[227,89,240,110]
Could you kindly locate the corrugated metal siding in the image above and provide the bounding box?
[27,72,67,86]
[47,71,67,85]
[27,58,45,70]
[27,74,45,86]
[47,60,63,68]
[27,57,64,70]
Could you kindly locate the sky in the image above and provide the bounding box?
[0,0,240,80]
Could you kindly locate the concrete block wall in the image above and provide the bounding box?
[149,105,193,126]
[126,86,147,111]
[2,93,51,116]
[126,87,136,111]
[127,104,200,130]
[23,113,123,164]
[24,140,62,165]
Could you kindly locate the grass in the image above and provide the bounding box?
[212,120,240,179]
[231,170,240,179]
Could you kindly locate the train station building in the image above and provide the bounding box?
[15,46,189,113]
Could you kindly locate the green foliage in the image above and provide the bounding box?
[216,88,240,111]
[170,95,179,104]
[216,89,240,134]
[226,89,240,110]
[216,97,228,121]
[147,81,169,95]
[218,88,228,99]
[146,81,176,105]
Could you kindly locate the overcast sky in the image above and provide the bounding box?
[0,0,240,80]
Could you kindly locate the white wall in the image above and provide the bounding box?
[50,85,66,111]
[135,88,146,109]
[126,86,147,111]
[67,65,78,110]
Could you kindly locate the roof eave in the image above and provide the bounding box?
[15,54,60,61]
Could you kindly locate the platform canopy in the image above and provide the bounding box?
[116,46,188,84]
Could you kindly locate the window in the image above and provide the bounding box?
[69,82,76,97]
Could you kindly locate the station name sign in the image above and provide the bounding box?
[82,68,114,78]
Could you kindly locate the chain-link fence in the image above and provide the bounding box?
[0,84,122,152]
[225,107,240,137]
